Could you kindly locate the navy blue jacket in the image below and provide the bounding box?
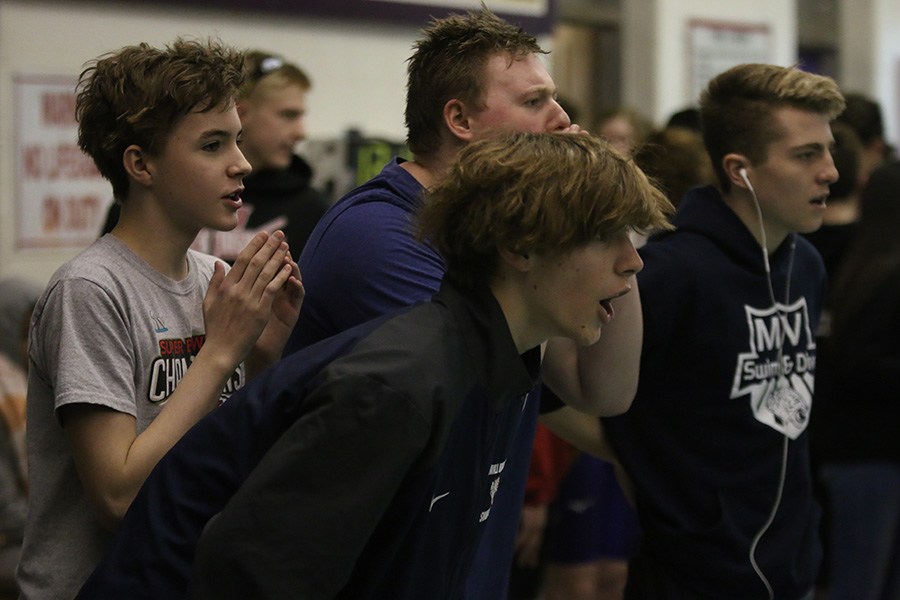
[604,186,825,599]
[285,158,544,598]
[77,280,539,599]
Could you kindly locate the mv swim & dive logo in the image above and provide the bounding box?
[731,298,816,439]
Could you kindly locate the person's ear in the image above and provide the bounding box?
[236,98,251,119]
[444,98,475,143]
[723,153,752,190]
[498,247,533,273]
[123,145,153,188]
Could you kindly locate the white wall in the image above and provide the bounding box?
[622,0,797,126]
[4,0,895,287]
[840,0,900,144]
[0,0,418,285]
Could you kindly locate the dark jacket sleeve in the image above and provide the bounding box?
[74,328,381,600]
[188,373,431,600]
[73,373,300,600]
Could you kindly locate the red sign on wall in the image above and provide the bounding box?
[14,75,113,249]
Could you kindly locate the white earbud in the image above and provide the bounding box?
[739,167,754,194]
[740,165,770,274]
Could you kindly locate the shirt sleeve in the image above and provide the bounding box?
[635,243,694,363]
[187,373,432,599]
[287,200,444,353]
[33,277,137,417]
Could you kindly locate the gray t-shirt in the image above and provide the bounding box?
[17,235,244,599]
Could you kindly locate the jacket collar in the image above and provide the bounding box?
[433,279,540,410]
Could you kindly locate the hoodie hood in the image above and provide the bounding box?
[242,154,314,197]
[653,185,798,275]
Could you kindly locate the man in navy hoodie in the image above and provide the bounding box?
[602,64,845,599]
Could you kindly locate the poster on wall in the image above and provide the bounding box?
[14,75,113,250]
[688,20,772,105]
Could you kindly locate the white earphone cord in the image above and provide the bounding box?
[741,169,795,600]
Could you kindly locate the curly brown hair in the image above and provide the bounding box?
[634,126,715,208]
[405,7,544,157]
[418,132,673,289]
[76,38,245,202]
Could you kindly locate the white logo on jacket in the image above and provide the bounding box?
[479,461,505,522]
[731,298,816,439]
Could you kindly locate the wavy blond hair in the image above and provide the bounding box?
[418,132,673,288]
[700,63,845,191]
